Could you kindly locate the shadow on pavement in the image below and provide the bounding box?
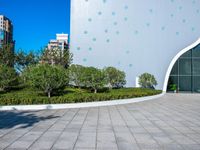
[0,111,59,129]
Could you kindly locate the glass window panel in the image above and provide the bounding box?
[179,58,191,75]
[180,50,191,58]
[192,58,200,75]
[193,76,200,93]
[170,61,178,75]
[179,76,192,91]
[192,44,200,57]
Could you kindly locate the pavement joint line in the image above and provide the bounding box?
[49,108,80,150]
[95,107,99,150]
[135,104,185,149]
[108,106,120,150]
[0,110,46,145]
[149,102,200,146]
[26,109,67,149]
[72,108,90,150]
[116,105,142,150]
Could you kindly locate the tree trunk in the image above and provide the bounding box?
[48,91,51,98]
[94,89,97,93]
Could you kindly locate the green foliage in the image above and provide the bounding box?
[15,50,39,73]
[40,47,73,68]
[139,73,157,89]
[69,65,107,93]
[104,66,126,88]
[68,64,86,88]
[0,88,162,105]
[0,44,15,67]
[23,64,69,98]
[82,67,107,93]
[0,65,18,91]
[169,84,177,91]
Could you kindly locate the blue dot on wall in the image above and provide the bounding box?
[77,47,81,51]
[88,18,92,22]
[191,27,195,31]
[124,17,128,21]
[126,50,130,54]
[176,32,180,35]
[112,12,116,16]
[170,14,174,17]
[114,22,118,26]
[192,0,196,4]
[182,19,186,23]
[171,0,174,2]
[146,23,150,27]
[197,9,199,13]
[134,30,139,35]
[149,9,153,13]
[161,26,165,31]
[129,64,133,67]
[83,58,87,62]
[116,31,120,35]
[124,5,128,10]
[98,11,102,15]
[106,39,110,43]
[89,47,92,51]
[84,31,88,34]
[178,6,182,10]
[92,38,97,41]
[103,0,107,3]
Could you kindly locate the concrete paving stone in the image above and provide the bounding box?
[0,94,200,149]
[7,140,33,149]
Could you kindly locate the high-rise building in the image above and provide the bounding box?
[48,34,69,52]
[0,15,14,47]
[0,15,15,67]
[41,33,69,66]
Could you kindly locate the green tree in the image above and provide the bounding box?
[23,64,68,98]
[15,50,38,73]
[68,64,85,88]
[40,47,73,68]
[82,67,106,93]
[0,65,17,91]
[0,44,15,67]
[104,67,126,89]
[138,73,157,89]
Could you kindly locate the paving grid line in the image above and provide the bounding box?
[95,107,99,150]
[158,97,200,130]
[114,105,141,150]
[26,109,69,149]
[133,99,199,149]
[122,105,163,149]
[107,106,120,150]
[128,102,186,149]
[72,108,90,150]
[0,110,45,138]
[0,110,51,149]
[49,108,80,150]
[147,100,200,146]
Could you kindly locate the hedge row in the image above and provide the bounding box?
[0,88,162,105]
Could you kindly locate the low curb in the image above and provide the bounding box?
[0,93,165,111]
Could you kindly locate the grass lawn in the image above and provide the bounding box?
[0,87,162,105]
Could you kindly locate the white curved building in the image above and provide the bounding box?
[70,0,200,92]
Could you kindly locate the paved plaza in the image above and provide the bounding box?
[0,94,200,150]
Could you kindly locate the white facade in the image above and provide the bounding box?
[70,0,200,91]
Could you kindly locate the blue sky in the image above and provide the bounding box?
[0,0,70,53]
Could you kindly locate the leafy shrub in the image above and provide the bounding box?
[0,88,162,105]
[138,73,157,89]
[23,64,69,98]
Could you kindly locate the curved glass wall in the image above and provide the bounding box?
[167,44,200,93]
